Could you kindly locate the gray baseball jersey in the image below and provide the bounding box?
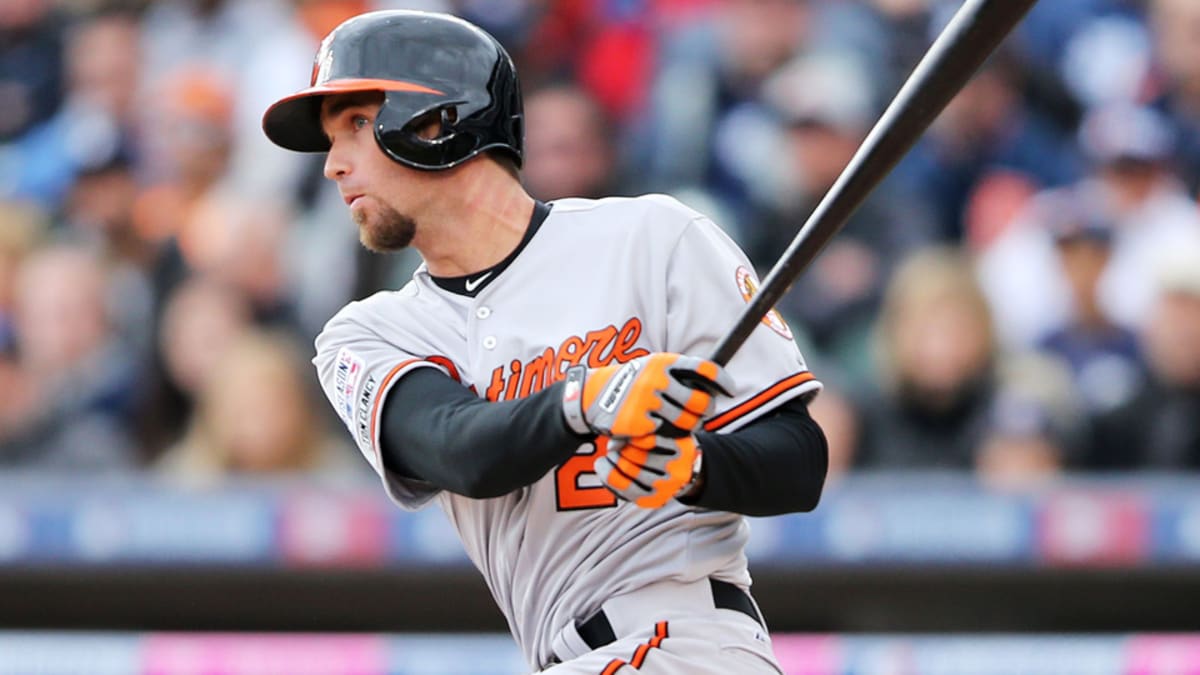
[313,194,821,668]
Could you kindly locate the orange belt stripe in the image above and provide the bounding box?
[599,621,669,674]
[703,371,815,432]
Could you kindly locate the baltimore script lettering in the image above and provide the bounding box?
[485,317,650,401]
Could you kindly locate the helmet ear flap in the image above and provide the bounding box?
[376,98,481,169]
[439,105,460,131]
[509,115,522,151]
[403,105,458,142]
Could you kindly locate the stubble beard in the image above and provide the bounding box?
[356,202,416,253]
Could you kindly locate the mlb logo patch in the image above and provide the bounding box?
[334,347,366,426]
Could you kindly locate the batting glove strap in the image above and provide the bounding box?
[562,366,592,436]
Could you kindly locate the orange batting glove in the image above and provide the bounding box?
[594,433,703,509]
[561,353,732,439]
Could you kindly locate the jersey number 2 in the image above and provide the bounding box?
[555,438,618,511]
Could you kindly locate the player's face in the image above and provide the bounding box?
[320,92,420,253]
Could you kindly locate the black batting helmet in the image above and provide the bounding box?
[262,10,523,171]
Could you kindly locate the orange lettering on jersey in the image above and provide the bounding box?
[427,355,461,382]
[519,347,556,399]
[425,354,478,395]
[584,325,620,368]
[615,317,644,356]
[485,317,650,402]
[555,335,586,374]
[503,359,522,401]
[485,367,505,401]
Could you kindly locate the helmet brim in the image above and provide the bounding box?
[262,78,444,152]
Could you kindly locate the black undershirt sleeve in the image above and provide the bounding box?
[683,397,828,516]
[379,367,587,499]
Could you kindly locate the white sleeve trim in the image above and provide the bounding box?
[704,373,822,434]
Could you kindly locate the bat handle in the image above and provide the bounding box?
[663,369,728,436]
[672,369,730,397]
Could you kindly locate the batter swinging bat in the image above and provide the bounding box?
[709,0,1040,367]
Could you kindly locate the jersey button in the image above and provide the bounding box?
[482,336,498,349]
[475,306,491,319]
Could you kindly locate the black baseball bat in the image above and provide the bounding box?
[709,0,1039,366]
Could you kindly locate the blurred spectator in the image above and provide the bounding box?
[60,149,159,357]
[135,66,235,247]
[979,103,1200,349]
[134,71,301,330]
[522,83,619,201]
[0,202,45,357]
[142,274,254,455]
[0,206,43,447]
[1147,0,1200,194]
[139,0,292,88]
[1033,189,1145,414]
[895,51,1081,242]
[754,51,936,383]
[229,0,382,202]
[1059,11,1151,109]
[132,67,286,317]
[976,352,1082,488]
[0,0,64,142]
[4,9,141,210]
[63,151,144,261]
[286,179,413,341]
[62,9,142,142]
[0,243,139,471]
[1022,0,1129,77]
[157,330,363,484]
[186,193,298,328]
[1088,247,1200,469]
[854,246,1075,478]
[634,0,814,223]
[975,391,1069,489]
[855,247,999,469]
[0,205,45,447]
[458,0,659,125]
[812,0,945,99]
[807,383,859,482]
[160,277,253,399]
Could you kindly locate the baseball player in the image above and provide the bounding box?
[262,11,827,674]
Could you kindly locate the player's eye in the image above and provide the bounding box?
[352,114,371,131]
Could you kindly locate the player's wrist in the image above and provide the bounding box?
[561,366,592,436]
[677,447,705,502]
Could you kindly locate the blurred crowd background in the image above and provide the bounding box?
[2,0,1200,491]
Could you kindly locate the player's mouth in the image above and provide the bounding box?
[344,193,365,207]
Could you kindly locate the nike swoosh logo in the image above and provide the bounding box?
[464,271,493,292]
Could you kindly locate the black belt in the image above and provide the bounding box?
[576,579,763,650]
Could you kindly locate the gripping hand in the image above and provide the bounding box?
[561,353,732,439]
[594,433,702,509]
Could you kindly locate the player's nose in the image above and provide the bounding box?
[324,142,350,181]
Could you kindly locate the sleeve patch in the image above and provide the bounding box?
[356,373,378,448]
[334,347,367,426]
[735,266,793,340]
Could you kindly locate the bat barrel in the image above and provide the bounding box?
[710,0,1040,366]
